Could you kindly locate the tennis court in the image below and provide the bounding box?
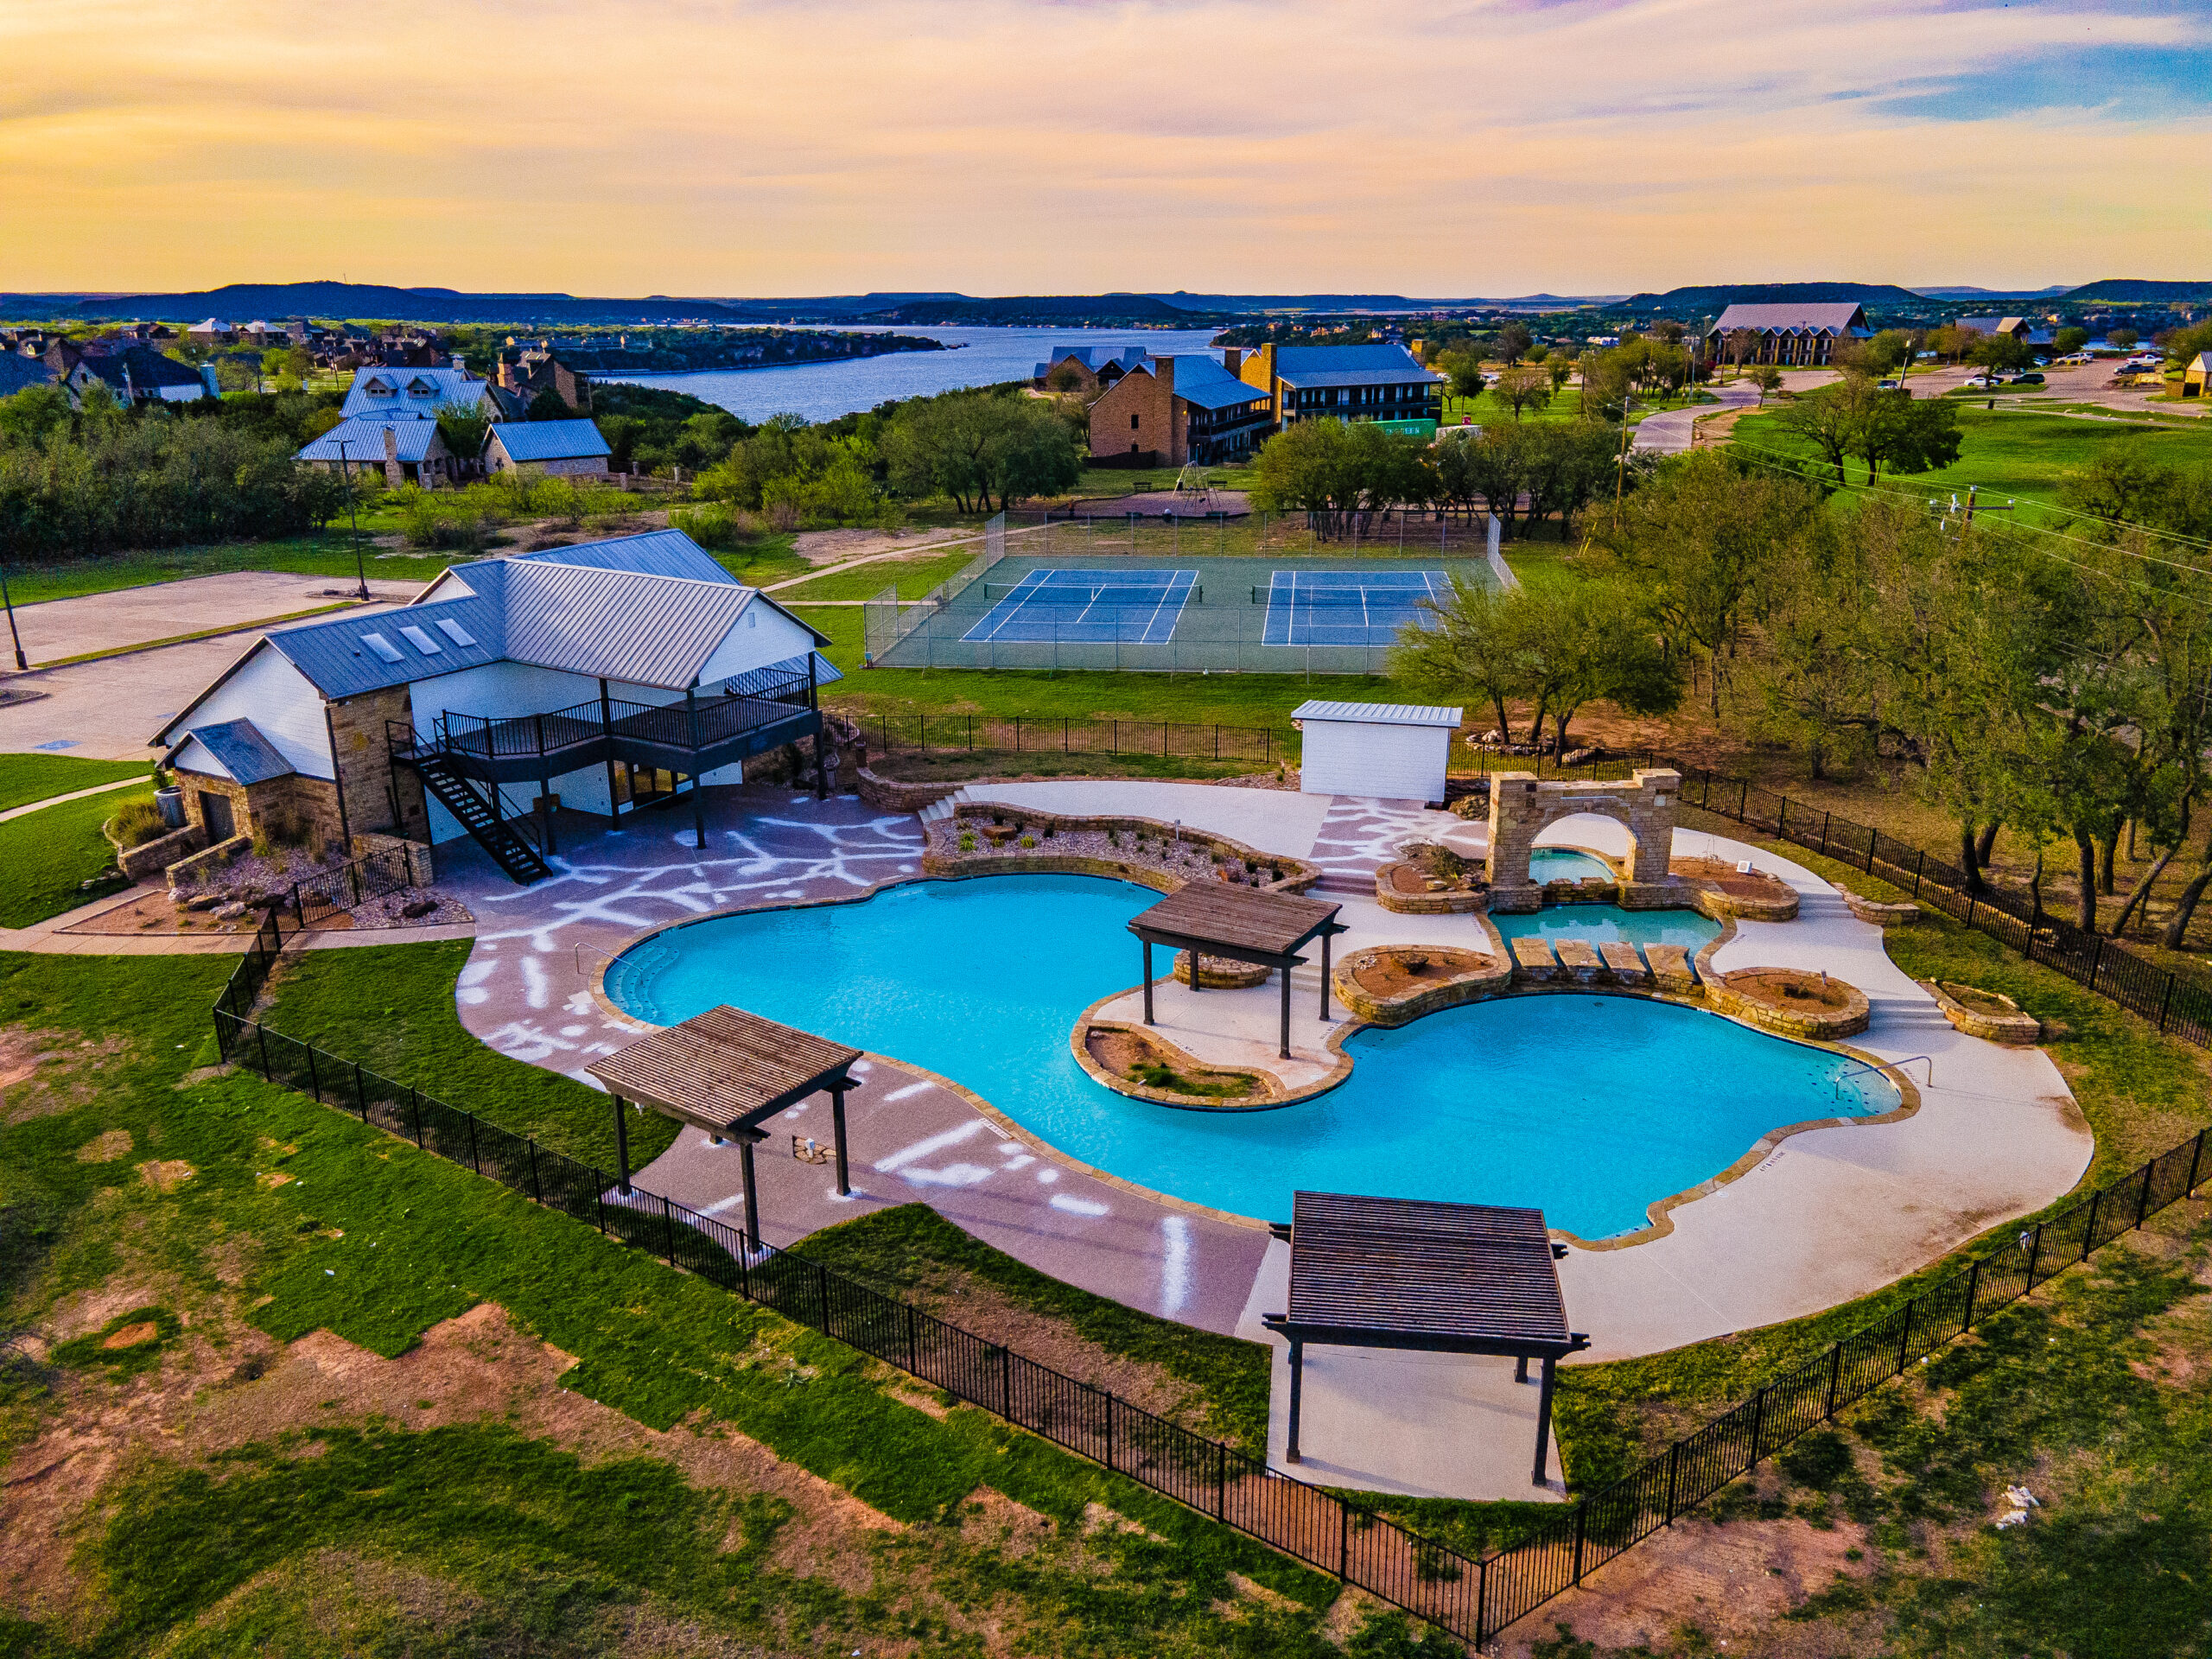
[1260,569,1449,646]
[962,568,1201,644]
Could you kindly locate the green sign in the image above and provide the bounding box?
[1370,418,1439,439]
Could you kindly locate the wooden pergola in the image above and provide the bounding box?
[586,1004,861,1247]
[1126,883,1346,1058]
[1262,1191,1589,1487]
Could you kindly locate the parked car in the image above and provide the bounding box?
[1878,378,1903,391]
[2012,372,2045,385]
[2053,353,2094,366]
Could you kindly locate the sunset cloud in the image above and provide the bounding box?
[0,0,2204,294]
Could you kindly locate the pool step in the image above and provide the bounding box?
[1864,996,1955,1032]
[1314,868,1378,895]
[918,786,976,825]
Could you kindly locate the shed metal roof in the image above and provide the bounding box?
[1271,344,1432,376]
[489,418,611,461]
[1282,1191,1570,1350]
[296,417,442,464]
[172,717,295,785]
[513,528,734,584]
[1292,700,1462,728]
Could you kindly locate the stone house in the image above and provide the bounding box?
[484,418,612,480]
[1236,343,1444,436]
[1085,355,1277,467]
[296,416,460,487]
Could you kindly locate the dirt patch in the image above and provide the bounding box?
[1719,967,1856,1012]
[1672,854,1797,906]
[1083,1025,1267,1102]
[98,1321,158,1351]
[74,1128,133,1163]
[958,1485,1058,1558]
[790,526,971,566]
[1350,946,1497,1001]
[0,1027,125,1123]
[136,1160,194,1192]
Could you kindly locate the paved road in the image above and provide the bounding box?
[7,571,419,667]
[1631,381,1763,454]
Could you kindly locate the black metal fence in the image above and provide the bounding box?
[865,714,1278,766]
[211,890,2209,1644]
[272,842,427,930]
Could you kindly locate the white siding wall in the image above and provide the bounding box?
[1299,720,1451,804]
[695,601,819,685]
[172,645,334,779]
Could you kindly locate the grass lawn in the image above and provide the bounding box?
[0,949,1348,1657]
[793,1203,1273,1453]
[0,753,154,814]
[1441,387,1586,426]
[255,938,676,1173]
[774,545,982,603]
[0,785,152,928]
[1730,403,2212,522]
[705,534,810,589]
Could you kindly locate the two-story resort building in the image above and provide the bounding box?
[1033,345,1151,393]
[151,530,835,883]
[1235,343,1443,437]
[1084,355,1277,467]
[1703,303,1875,367]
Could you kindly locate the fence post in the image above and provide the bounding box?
[2158,975,2176,1033]
[2024,1221,2043,1287]
[1571,1501,1587,1586]
[1895,1302,1915,1374]
[352,1060,367,1122]
[662,1196,677,1262]
[1476,1556,1489,1649]
[999,1344,1012,1419]
[2135,1161,2155,1228]
[1749,1386,1766,1465]
[1664,1439,1681,1522]
[1913,849,1925,898]
[467,1112,480,1173]
[1824,1342,1843,1418]
[528,1138,542,1204]
[594,1175,607,1234]
[1738,779,1748,818]
[1777,798,1785,836]
[906,1301,918,1374]
[305,1045,321,1103]
[256,1021,272,1079]
[2081,1190,2101,1259]
[1820,810,1831,854]
[1215,1440,1227,1520]
[409,1086,423,1148]
[1103,1388,1115,1470]
[2089,935,2107,992]
[2187,1129,2207,1198]
[815,1260,832,1333]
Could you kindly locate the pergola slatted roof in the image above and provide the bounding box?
[1264,1191,1589,1487]
[587,1005,858,1132]
[1283,1192,1569,1348]
[1125,883,1346,1058]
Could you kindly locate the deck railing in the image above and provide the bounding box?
[417,667,818,770]
[210,891,2210,1645]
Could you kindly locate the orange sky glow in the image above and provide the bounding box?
[2,0,2207,297]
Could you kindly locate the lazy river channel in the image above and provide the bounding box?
[605,874,1899,1238]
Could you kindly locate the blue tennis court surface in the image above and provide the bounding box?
[962,568,1200,644]
[1262,569,1448,645]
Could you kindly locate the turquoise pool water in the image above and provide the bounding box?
[1490,904,1723,951]
[605,874,1893,1237]
[1528,848,1615,883]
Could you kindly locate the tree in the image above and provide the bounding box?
[1965,333,2033,375]
[1726,328,1760,380]
[2108,327,2139,352]
[525,387,573,421]
[1497,323,1533,366]
[1547,354,1573,397]
[1249,417,1433,538]
[435,409,489,465]
[1862,329,1914,375]
[1855,392,1961,481]
[1436,351,1487,404]
[880,391,1082,514]
[2158,320,2212,365]
[1774,373,1879,486]
[1751,364,1783,395]
[1493,366,1550,422]
[2055,327,2090,355]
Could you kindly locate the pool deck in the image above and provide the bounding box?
[441,780,2094,1500]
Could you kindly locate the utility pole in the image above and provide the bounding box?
[337,436,369,599]
[0,547,27,671]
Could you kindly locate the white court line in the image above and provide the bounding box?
[968,569,1050,643]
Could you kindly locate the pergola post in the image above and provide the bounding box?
[1141,940,1154,1025]
[738,1125,765,1252]
[1286,1338,1305,1464]
[830,1078,851,1197]
[1319,926,1333,1021]
[1279,957,1292,1058]
[1533,1355,1558,1487]
[613,1093,632,1195]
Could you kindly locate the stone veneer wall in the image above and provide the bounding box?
[331,684,427,840]
[114,822,206,882]
[1486,768,1681,910]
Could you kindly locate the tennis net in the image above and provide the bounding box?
[1251,584,1436,607]
[983,582,1201,607]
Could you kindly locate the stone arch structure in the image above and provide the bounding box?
[1485,769,1681,912]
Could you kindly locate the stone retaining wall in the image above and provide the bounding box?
[1705,971,1870,1039]
[854,766,962,814]
[1332,945,1513,1025]
[1927,982,2042,1044]
[935,805,1321,893]
[165,833,252,889]
[1372,864,1489,914]
[114,822,205,883]
[1842,889,1920,927]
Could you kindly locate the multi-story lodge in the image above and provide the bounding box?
[1235,343,1443,437]
[1084,355,1276,467]
[152,531,836,883]
[1704,303,1874,367]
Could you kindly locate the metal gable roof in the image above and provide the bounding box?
[1275,368,1444,389]
[489,419,611,461]
[1271,344,1433,379]
[1293,700,1462,728]
[513,528,736,585]
[265,589,509,699]
[1708,302,1871,336]
[174,718,295,785]
[500,562,753,690]
[296,417,442,464]
[1153,356,1271,410]
[340,365,485,419]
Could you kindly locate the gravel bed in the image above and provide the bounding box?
[924,821,1290,887]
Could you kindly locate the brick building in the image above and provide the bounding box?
[1085,354,1276,466]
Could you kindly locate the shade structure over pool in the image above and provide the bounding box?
[587,1004,861,1240]
[1262,1191,1590,1487]
[1126,881,1346,1057]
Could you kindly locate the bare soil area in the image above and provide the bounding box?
[1671,855,1796,907]
[1349,947,1497,1001]
[1719,967,1858,1012]
[1084,1025,1264,1101]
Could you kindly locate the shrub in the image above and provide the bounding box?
[957,831,976,853]
[106,797,168,849]
[1019,835,1036,849]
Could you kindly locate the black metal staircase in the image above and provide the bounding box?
[409,749,551,885]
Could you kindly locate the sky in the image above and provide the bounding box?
[1,0,2207,298]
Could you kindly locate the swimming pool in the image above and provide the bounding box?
[1528,847,1616,883]
[605,874,1893,1237]
[1490,904,1723,951]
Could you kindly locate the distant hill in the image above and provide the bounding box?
[2062,279,2212,304]
[1916,285,2074,299]
[854,294,1200,325]
[1621,282,1929,316]
[28,282,763,325]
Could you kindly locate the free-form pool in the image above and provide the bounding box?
[1527,847,1616,883]
[605,874,1892,1237]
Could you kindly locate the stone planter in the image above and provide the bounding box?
[1841,889,1920,927]
[1707,968,1869,1039]
[1073,1020,1281,1109]
[1927,981,2042,1044]
[1374,862,1488,914]
[1669,856,1800,922]
[1332,944,1512,1026]
[1173,950,1271,989]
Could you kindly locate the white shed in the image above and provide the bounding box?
[1293,701,1463,804]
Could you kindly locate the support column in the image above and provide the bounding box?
[1141,940,1154,1025]
[1286,1339,1305,1463]
[739,1126,765,1252]
[1533,1355,1558,1487]
[686,688,708,849]
[1319,927,1333,1021]
[1279,955,1292,1058]
[613,1095,632,1195]
[830,1080,850,1198]
[599,677,620,830]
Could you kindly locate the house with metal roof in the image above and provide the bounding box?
[61,346,214,409]
[484,418,612,480]
[339,365,490,421]
[1033,344,1151,392]
[1704,303,1874,368]
[1953,315,2056,349]
[2184,352,2210,399]
[296,416,460,488]
[1236,343,1444,438]
[151,529,836,883]
[1085,355,1277,467]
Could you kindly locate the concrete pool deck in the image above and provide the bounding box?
[440,779,2094,1498]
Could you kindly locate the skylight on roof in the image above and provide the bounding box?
[397,624,443,656]
[360,632,404,664]
[435,618,477,647]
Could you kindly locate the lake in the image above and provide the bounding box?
[597,325,1227,423]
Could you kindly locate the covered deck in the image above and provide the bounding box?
[1262,1191,1589,1487]
[1127,882,1345,1058]
[586,1004,861,1248]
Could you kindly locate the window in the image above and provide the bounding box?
[397,624,442,656]
[359,632,404,664]
[1131,413,1140,429]
[435,618,477,647]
